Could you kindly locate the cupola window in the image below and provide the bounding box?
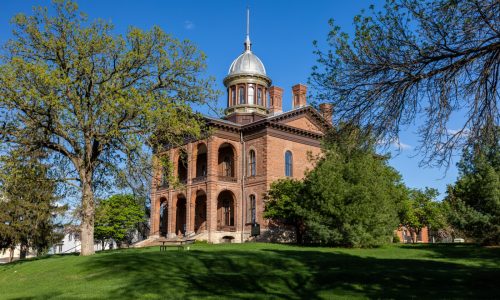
[248,86,255,105]
[231,86,236,105]
[257,88,263,106]
[239,87,245,104]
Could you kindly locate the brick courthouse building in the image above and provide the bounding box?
[148,22,334,243]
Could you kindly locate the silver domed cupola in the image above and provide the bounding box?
[228,50,267,77]
[223,8,271,119]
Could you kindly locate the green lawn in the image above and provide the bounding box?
[0,243,499,299]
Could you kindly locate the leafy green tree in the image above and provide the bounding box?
[0,150,65,261]
[445,130,500,244]
[399,188,446,243]
[264,179,306,244]
[94,194,145,248]
[310,0,499,167]
[0,1,217,255]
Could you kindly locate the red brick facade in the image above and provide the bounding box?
[149,88,330,243]
[396,226,429,243]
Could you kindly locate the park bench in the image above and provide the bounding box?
[159,238,196,251]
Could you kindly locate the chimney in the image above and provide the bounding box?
[268,86,283,114]
[292,84,307,109]
[319,103,333,125]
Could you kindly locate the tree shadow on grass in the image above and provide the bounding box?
[399,243,500,262]
[80,246,500,299]
[0,252,80,271]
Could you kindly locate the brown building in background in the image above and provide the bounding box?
[148,24,332,243]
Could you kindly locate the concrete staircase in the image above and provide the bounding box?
[192,231,208,241]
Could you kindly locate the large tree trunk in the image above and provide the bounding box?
[19,241,27,259]
[9,247,14,263]
[80,177,95,256]
[295,220,304,245]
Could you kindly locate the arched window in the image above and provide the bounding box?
[218,143,235,178]
[285,151,293,177]
[248,86,255,105]
[248,150,256,177]
[257,88,263,105]
[247,195,256,224]
[159,200,168,236]
[239,86,245,104]
[177,150,188,183]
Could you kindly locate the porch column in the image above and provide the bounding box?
[186,188,192,234]
[168,191,175,238]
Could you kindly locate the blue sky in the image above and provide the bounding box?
[0,0,460,198]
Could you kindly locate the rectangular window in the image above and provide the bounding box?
[257,88,262,106]
[249,150,256,177]
[285,151,293,177]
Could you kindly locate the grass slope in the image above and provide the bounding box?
[0,243,499,299]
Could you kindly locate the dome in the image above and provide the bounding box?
[228,50,267,76]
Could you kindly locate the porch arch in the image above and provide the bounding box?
[175,194,187,236]
[159,197,168,237]
[217,190,236,231]
[193,190,207,233]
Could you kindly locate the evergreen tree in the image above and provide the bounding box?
[0,151,65,261]
[445,129,500,244]
[265,126,405,247]
[302,128,403,247]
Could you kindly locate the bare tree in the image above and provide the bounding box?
[310,0,499,167]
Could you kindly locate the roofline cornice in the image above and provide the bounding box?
[202,105,331,140]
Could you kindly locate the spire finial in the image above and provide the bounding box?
[244,7,251,51]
